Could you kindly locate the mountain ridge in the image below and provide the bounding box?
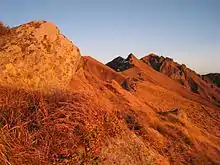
[106,53,220,106]
[0,20,220,165]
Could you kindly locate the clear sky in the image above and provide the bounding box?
[0,0,219,74]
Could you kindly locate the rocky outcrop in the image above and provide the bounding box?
[141,54,187,81]
[121,78,137,92]
[106,53,134,72]
[0,21,81,91]
[141,54,220,104]
[203,73,220,88]
[141,53,165,71]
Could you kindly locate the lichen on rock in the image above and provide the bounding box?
[0,21,81,91]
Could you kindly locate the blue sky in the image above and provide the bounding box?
[0,0,219,74]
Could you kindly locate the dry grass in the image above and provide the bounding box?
[0,84,219,164]
[0,86,121,164]
[0,86,168,164]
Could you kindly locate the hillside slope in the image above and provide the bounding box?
[107,53,220,107]
[141,54,220,106]
[0,21,220,165]
[69,55,220,164]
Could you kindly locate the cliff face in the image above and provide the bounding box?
[0,21,81,91]
[141,54,189,85]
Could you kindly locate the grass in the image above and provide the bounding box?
[0,86,121,164]
[0,85,169,164]
[0,84,219,164]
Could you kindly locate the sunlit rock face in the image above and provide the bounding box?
[0,21,81,91]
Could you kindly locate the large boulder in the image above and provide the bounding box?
[0,21,81,91]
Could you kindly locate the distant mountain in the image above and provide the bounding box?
[141,54,220,105]
[106,54,134,72]
[107,53,220,106]
[202,73,220,88]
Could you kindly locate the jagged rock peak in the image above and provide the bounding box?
[126,53,139,62]
[148,52,158,56]
[127,53,135,58]
[0,20,81,91]
[106,54,137,72]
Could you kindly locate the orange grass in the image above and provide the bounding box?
[0,86,120,164]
